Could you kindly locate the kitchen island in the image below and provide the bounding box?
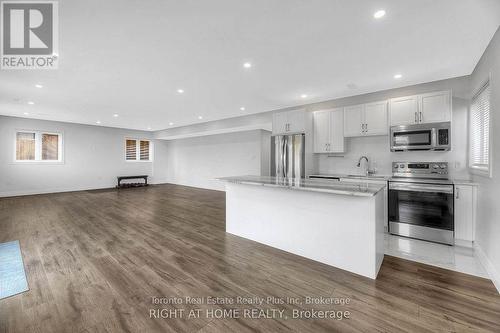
[218,175,386,279]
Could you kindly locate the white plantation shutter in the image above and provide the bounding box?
[140,140,150,160]
[125,139,152,161]
[469,81,491,174]
[126,139,137,160]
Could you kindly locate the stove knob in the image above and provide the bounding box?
[440,164,447,169]
[399,164,405,168]
[433,165,439,169]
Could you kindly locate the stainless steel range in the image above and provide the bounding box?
[389,162,454,245]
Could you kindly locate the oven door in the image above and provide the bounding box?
[389,182,454,244]
[391,128,434,151]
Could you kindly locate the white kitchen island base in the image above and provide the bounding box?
[225,182,385,279]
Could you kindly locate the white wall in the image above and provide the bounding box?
[163,130,270,191]
[0,116,169,197]
[469,26,500,291]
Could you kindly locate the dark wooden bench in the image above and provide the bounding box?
[116,175,148,188]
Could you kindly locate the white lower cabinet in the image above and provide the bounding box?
[454,184,477,245]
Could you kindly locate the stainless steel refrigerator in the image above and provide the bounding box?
[271,134,305,178]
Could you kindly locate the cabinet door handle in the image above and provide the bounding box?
[419,112,423,123]
[365,123,368,133]
[415,112,418,123]
[456,187,460,199]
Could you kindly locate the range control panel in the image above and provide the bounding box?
[392,162,448,179]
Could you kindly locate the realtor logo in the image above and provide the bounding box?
[1,1,58,69]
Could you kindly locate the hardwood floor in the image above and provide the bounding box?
[0,184,499,332]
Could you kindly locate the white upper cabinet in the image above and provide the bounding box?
[389,95,419,126]
[344,104,364,137]
[272,110,306,135]
[329,108,345,152]
[364,101,388,136]
[313,108,344,153]
[419,91,451,124]
[344,101,388,137]
[313,110,330,153]
[287,110,306,133]
[389,90,451,126]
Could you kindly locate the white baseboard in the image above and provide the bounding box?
[0,185,112,198]
[163,180,225,192]
[474,243,500,294]
[0,181,167,198]
[454,239,473,248]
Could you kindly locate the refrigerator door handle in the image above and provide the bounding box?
[282,136,287,178]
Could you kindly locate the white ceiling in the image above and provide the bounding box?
[1,0,499,131]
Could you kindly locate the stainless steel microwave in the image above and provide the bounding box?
[390,122,451,152]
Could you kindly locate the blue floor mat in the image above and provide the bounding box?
[0,240,29,299]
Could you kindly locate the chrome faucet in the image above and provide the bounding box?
[357,156,370,176]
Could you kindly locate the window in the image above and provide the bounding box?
[15,131,63,162]
[16,132,35,161]
[125,139,152,162]
[126,139,137,160]
[469,80,491,176]
[140,140,150,160]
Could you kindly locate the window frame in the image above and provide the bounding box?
[469,76,492,178]
[124,138,153,162]
[13,129,64,164]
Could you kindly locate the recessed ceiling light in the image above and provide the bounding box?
[27,101,35,105]
[35,84,43,88]
[177,89,184,94]
[243,62,252,69]
[96,120,101,124]
[300,94,308,99]
[394,73,403,79]
[198,116,203,120]
[113,113,119,117]
[23,112,29,115]
[240,107,245,111]
[374,10,386,19]
[169,122,174,126]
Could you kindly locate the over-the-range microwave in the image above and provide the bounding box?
[390,122,451,152]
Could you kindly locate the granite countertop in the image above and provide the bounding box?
[309,174,479,186]
[218,175,386,197]
[308,174,392,181]
[452,179,479,186]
